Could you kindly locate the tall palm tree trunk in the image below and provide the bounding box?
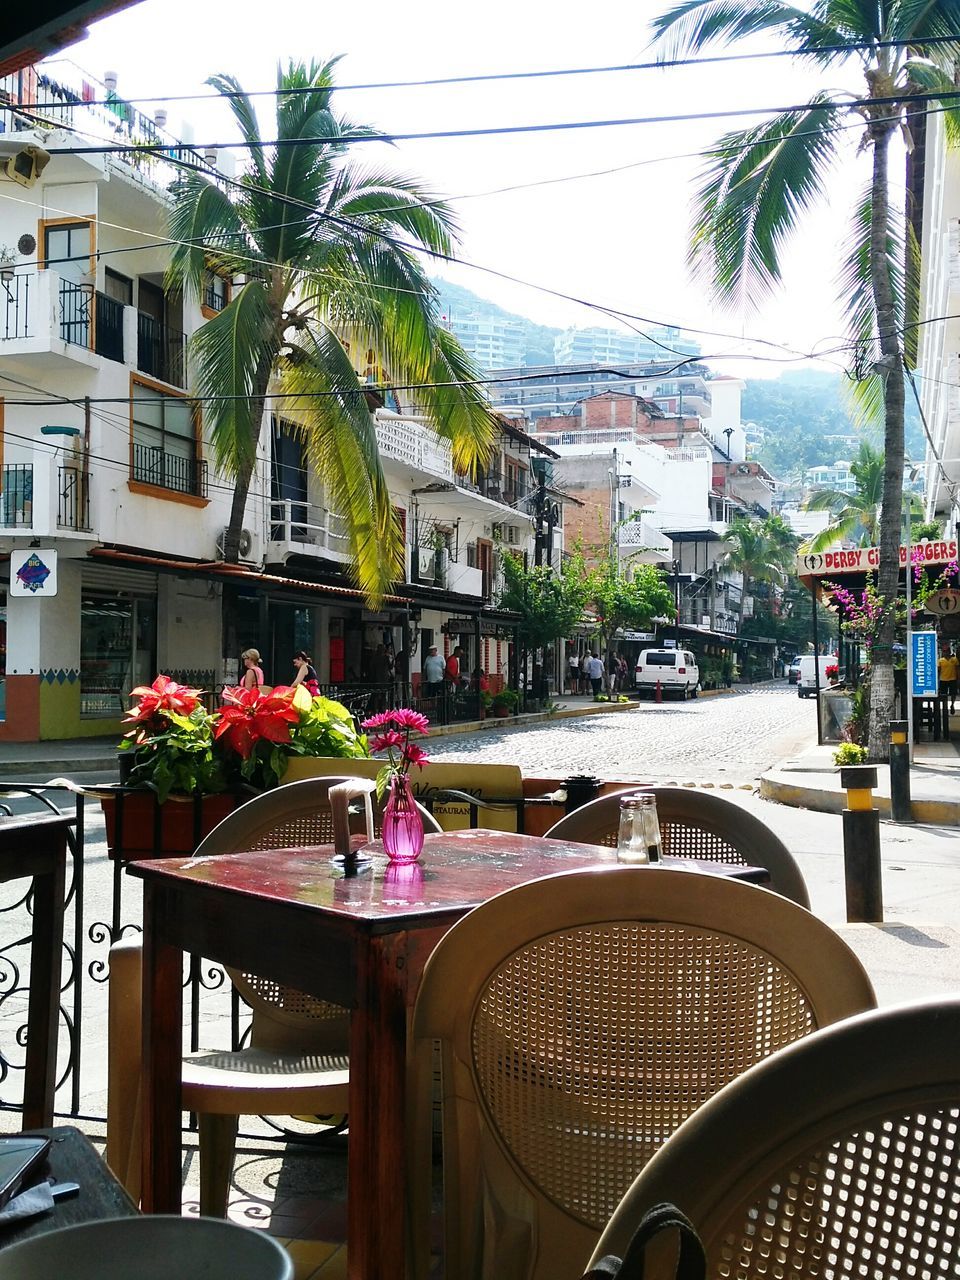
[220,354,272,564]
[867,113,905,761]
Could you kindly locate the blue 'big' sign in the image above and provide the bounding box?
[911,631,939,698]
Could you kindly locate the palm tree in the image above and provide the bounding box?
[649,2,960,756]
[167,59,494,603]
[803,440,886,549]
[720,516,787,632]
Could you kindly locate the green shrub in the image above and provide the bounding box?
[833,742,869,766]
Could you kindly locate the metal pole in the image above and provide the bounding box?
[889,720,912,822]
[810,581,823,746]
[840,765,883,922]
[905,500,914,762]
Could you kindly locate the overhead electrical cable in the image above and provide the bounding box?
[31,34,960,109]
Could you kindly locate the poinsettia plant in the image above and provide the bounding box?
[120,675,370,800]
[361,708,430,799]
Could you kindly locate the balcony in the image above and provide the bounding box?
[1,274,30,339]
[137,313,186,388]
[266,500,351,562]
[618,519,673,564]
[374,413,453,483]
[0,458,94,537]
[132,445,207,498]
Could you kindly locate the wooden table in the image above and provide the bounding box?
[0,814,71,1127]
[0,1126,137,1249]
[128,831,768,1279]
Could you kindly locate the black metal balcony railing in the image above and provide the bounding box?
[94,291,125,363]
[203,281,226,312]
[59,280,91,348]
[0,463,33,527]
[137,312,186,387]
[58,465,91,531]
[132,443,207,498]
[1,274,30,339]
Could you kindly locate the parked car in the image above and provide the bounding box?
[635,649,700,700]
[797,655,836,699]
[787,658,802,685]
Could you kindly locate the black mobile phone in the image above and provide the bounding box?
[0,1136,51,1209]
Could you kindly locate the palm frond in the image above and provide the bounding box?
[190,281,278,479]
[206,74,268,187]
[844,370,887,431]
[166,174,253,300]
[689,100,839,307]
[278,324,401,605]
[838,183,906,351]
[648,1,841,58]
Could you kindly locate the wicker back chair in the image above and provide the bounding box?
[587,998,960,1280]
[107,776,441,1216]
[409,866,875,1280]
[544,787,809,907]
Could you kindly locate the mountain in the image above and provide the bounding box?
[744,371,924,477]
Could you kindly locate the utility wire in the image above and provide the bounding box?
[30,34,960,110]
[38,89,960,155]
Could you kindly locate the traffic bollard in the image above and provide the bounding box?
[655,680,662,704]
[840,764,883,922]
[889,720,912,823]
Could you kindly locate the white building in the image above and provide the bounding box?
[0,64,562,739]
[553,325,701,366]
[444,312,525,369]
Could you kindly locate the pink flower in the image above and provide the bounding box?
[370,730,405,753]
[403,743,430,770]
[362,708,430,735]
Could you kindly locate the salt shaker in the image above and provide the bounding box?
[616,792,662,865]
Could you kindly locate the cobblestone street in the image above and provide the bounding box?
[428,682,813,786]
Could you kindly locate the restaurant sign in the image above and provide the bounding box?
[796,539,959,578]
[441,617,505,636]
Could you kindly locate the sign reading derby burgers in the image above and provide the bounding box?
[796,539,959,577]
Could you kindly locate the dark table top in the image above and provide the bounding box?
[0,1127,137,1249]
[127,829,769,933]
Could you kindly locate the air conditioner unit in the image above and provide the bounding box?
[215,527,253,559]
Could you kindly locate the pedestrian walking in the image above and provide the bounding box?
[608,652,620,694]
[240,648,264,691]
[580,650,591,691]
[422,644,445,696]
[586,652,605,697]
[567,649,580,695]
[291,651,320,697]
[938,643,958,714]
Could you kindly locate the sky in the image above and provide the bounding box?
[43,0,896,381]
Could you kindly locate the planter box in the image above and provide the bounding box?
[100,790,247,860]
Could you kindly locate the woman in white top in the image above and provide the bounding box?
[240,648,265,691]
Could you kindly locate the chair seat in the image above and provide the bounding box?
[182,1048,349,1114]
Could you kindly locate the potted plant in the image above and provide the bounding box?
[491,688,520,717]
[103,675,370,858]
[361,708,430,863]
[826,663,840,685]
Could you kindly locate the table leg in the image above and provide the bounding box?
[23,836,66,1128]
[140,884,185,1214]
[346,932,411,1279]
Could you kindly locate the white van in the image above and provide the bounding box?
[635,649,700,700]
[797,654,836,698]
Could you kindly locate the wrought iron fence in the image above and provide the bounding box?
[1,463,33,527]
[1,273,30,339]
[58,465,91,532]
[136,313,185,387]
[94,290,124,362]
[132,444,207,498]
[59,280,91,348]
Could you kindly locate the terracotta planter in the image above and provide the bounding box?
[100,790,246,860]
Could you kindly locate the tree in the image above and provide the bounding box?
[720,516,790,633]
[167,59,495,604]
[649,3,960,757]
[587,558,675,694]
[804,439,883,548]
[497,549,590,653]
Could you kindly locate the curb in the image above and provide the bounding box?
[760,773,960,825]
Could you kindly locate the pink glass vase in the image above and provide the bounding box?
[381,773,424,864]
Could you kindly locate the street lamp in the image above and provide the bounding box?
[723,427,734,459]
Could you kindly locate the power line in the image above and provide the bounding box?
[40,89,960,156]
[31,34,960,110]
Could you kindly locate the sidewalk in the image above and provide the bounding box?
[761,733,960,823]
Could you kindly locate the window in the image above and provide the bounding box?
[129,376,206,501]
[202,270,229,317]
[43,219,95,347]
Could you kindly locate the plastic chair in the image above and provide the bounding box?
[586,998,960,1280]
[543,786,810,907]
[106,776,442,1215]
[1,1215,292,1280]
[409,866,875,1280]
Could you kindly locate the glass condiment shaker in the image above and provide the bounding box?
[616,793,663,865]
